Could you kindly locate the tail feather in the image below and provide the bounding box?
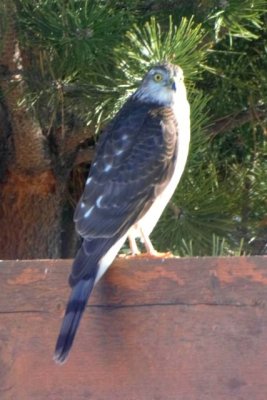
[54,277,95,364]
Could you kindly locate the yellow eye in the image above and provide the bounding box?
[153,73,163,82]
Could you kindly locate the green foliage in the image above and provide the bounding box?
[18,0,129,73]
[15,0,132,129]
[150,1,267,256]
[117,16,208,79]
[208,0,267,42]
[1,0,266,256]
[111,16,209,122]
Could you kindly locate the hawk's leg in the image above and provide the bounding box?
[140,228,158,255]
[140,228,173,258]
[128,229,173,258]
[128,233,141,255]
[128,228,157,256]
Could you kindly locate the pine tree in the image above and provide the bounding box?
[0,0,266,258]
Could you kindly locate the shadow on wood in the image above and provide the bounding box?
[0,256,267,400]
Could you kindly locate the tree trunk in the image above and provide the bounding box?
[0,170,64,259]
[0,3,77,259]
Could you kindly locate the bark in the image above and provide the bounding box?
[0,3,50,174]
[0,170,63,259]
[0,3,67,259]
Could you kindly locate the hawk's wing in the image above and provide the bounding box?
[75,98,178,239]
[71,98,178,285]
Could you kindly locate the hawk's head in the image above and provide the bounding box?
[134,63,185,105]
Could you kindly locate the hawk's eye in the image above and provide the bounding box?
[153,73,163,82]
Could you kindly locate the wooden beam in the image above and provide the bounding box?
[0,256,267,399]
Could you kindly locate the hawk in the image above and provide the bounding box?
[54,63,190,363]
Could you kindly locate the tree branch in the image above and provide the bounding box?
[62,126,95,156]
[73,147,95,166]
[208,105,267,137]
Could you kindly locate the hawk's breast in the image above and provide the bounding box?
[130,95,190,238]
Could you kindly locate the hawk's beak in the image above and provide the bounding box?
[169,78,176,91]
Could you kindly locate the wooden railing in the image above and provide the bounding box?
[0,256,267,400]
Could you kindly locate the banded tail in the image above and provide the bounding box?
[54,277,95,364]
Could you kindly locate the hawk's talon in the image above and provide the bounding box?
[139,250,174,258]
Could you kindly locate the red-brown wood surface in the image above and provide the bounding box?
[0,256,267,400]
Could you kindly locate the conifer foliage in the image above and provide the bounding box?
[0,0,266,258]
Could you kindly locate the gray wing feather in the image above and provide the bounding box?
[74,98,178,241]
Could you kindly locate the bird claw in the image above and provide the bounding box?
[133,250,174,258]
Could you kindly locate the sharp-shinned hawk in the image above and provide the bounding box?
[54,62,190,363]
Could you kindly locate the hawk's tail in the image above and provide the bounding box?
[53,277,95,364]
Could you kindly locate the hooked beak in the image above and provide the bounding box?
[168,78,176,91]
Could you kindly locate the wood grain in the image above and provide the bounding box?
[0,256,267,400]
